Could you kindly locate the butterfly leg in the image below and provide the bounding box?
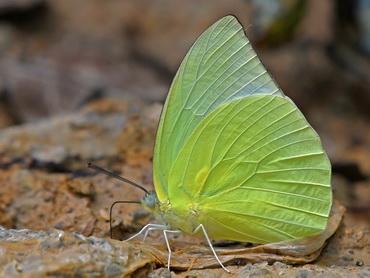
[193,224,230,273]
[143,226,165,242]
[124,224,167,242]
[163,229,182,270]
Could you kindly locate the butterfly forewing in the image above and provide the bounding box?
[154,16,284,201]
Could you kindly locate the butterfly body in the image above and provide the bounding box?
[142,191,203,237]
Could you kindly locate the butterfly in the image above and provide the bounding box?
[119,15,332,272]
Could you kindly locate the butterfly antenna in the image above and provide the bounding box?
[87,162,148,193]
[109,200,141,239]
[87,162,148,239]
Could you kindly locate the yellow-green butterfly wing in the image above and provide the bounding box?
[152,15,332,243]
[154,16,284,202]
[168,95,331,243]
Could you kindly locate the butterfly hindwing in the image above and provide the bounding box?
[167,95,332,243]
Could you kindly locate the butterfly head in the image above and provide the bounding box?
[141,190,159,214]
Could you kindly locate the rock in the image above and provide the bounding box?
[0,228,160,277]
[0,223,368,277]
[0,97,158,239]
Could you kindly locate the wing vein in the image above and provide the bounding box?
[209,208,321,229]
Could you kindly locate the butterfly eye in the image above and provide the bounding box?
[142,191,158,209]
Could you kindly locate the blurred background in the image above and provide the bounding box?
[0,0,369,227]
